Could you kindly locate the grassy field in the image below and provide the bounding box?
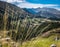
[0,35,60,47]
[22,36,60,47]
[0,17,60,47]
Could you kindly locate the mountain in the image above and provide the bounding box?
[0,1,35,19]
[23,8,36,14]
[23,7,60,20]
[23,7,41,14]
[0,1,34,30]
[0,1,60,20]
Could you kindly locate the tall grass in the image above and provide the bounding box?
[22,36,60,47]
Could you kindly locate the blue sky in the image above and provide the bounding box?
[26,0,60,4]
[0,0,60,10]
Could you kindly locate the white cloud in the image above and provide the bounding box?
[1,0,25,3]
[0,0,60,10]
[17,2,58,8]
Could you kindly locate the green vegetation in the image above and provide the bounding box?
[0,35,60,47]
[22,36,60,47]
[8,18,60,41]
[0,13,60,47]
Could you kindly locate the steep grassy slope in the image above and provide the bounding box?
[6,18,60,42]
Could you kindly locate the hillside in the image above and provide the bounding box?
[0,1,60,47]
[23,7,60,20]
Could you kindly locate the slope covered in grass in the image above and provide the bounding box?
[22,36,60,47]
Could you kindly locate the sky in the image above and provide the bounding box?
[0,0,60,10]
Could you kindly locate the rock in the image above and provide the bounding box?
[50,44,56,47]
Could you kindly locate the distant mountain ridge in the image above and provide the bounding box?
[23,7,60,20]
[0,1,60,20]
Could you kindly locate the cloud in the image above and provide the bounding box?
[0,0,60,10]
[17,2,59,8]
[1,0,25,3]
